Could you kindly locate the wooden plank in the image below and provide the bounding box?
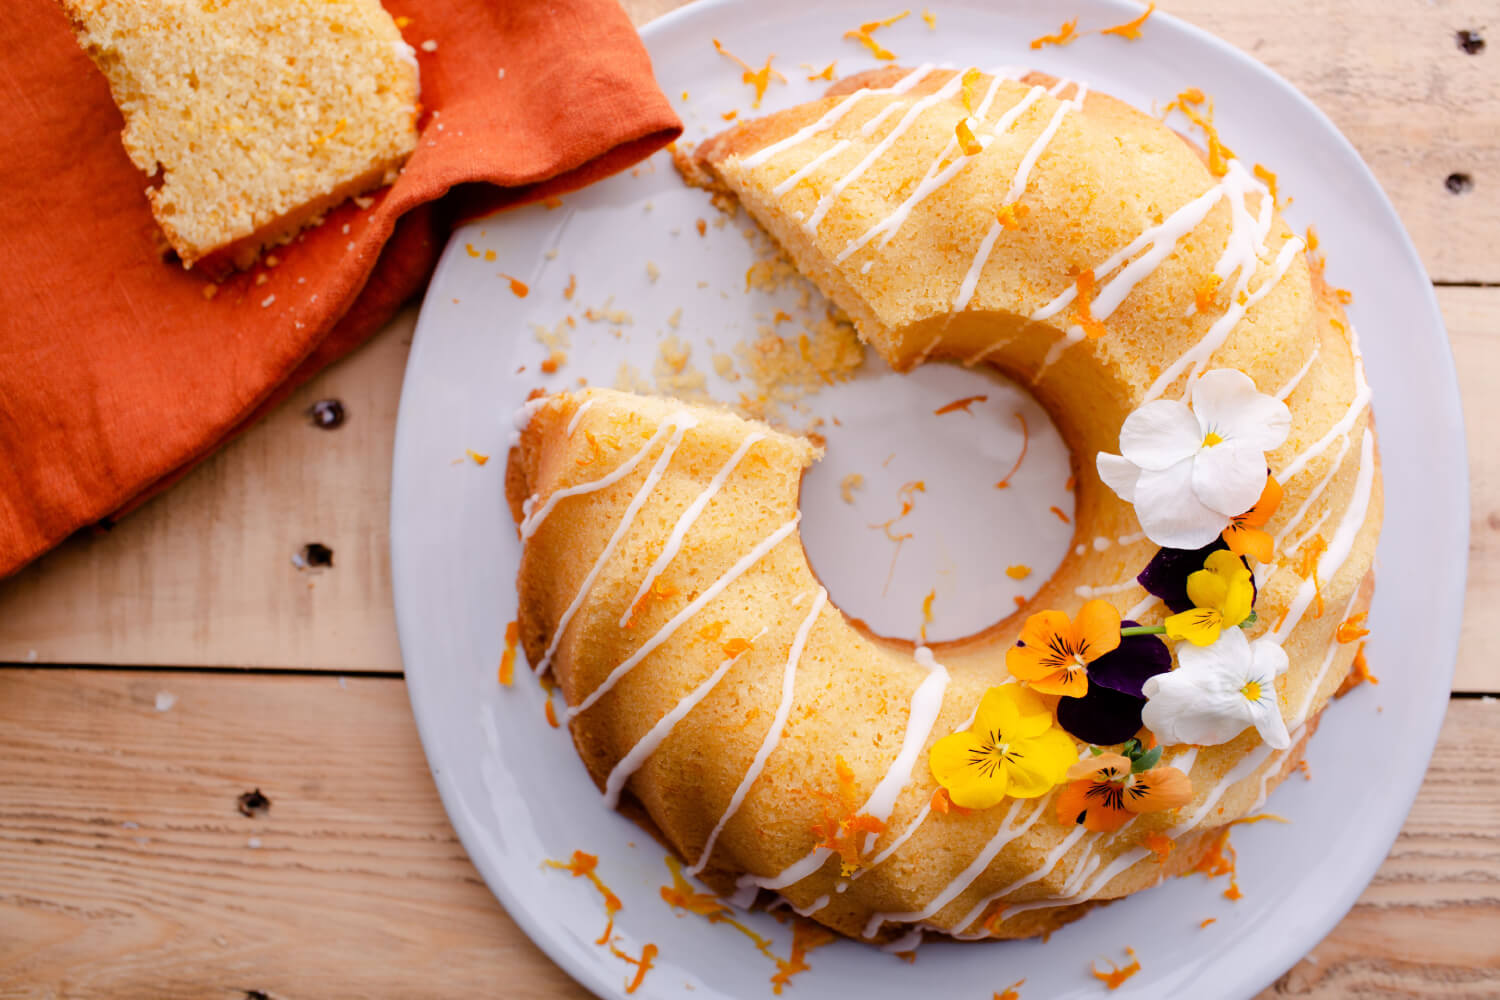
[1,0,1496,677]
[0,668,1494,997]
[4,286,1493,687]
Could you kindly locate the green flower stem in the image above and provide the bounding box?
[1119,624,1166,637]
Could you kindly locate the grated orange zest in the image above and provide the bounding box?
[1194,272,1222,313]
[1070,268,1109,339]
[498,620,519,686]
[1029,18,1078,49]
[466,449,490,465]
[934,393,988,415]
[955,118,983,155]
[807,61,837,81]
[1091,947,1141,989]
[995,411,1030,488]
[1166,88,1234,176]
[1336,611,1370,644]
[1099,3,1155,40]
[808,755,886,876]
[1143,831,1173,862]
[1006,564,1031,580]
[844,10,910,60]
[995,201,1030,230]
[713,39,786,108]
[996,980,1025,1000]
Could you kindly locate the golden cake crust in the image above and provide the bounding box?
[511,64,1382,942]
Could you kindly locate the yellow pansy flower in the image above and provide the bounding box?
[928,685,1076,809]
[1164,549,1255,647]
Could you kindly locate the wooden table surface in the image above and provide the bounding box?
[2,1,1497,996]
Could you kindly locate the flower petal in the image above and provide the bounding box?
[1141,668,1252,746]
[1073,600,1122,662]
[1224,524,1274,564]
[1017,610,1072,652]
[1165,608,1223,647]
[1056,685,1148,745]
[1055,779,1132,832]
[1135,459,1231,549]
[1137,540,1230,613]
[1002,728,1077,798]
[1191,369,1291,451]
[929,732,1010,810]
[1250,635,1291,679]
[1191,442,1268,517]
[1118,400,1204,470]
[1123,766,1193,813]
[1088,629,1172,697]
[1065,753,1132,782]
[1097,453,1141,503]
[1247,694,1291,750]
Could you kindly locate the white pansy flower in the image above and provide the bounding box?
[1140,627,1291,750]
[1097,369,1291,549]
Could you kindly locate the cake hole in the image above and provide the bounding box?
[1446,171,1474,194]
[797,361,1073,644]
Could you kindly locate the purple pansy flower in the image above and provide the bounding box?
[1055,623,1173,745]
[1137,538,1255,613]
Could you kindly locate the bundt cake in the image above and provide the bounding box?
[506,65,1381,942]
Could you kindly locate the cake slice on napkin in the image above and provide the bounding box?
[58,0,420,273]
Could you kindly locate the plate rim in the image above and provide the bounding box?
[390,2,1469,997]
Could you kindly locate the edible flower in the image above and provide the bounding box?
[1137,538,1254,614]
[1142,627,1291,749]
[1164,549,1255,647]
[1097,369,1291,549]
[1055,740,1192,832]
[1222,474,1282,562]
[1054,622,1173,745]
[1006,600,1121,697]
[928,685,1076,809]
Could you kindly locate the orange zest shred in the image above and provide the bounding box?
[542,195,565,210]
[500,274,529,297]
[1194,272,1222,313]
[807,61,837,82]
[1165,88,1234,176]
[843,10,910,61]
[808,755,886,876]
[498,620,519,686]
[722,109,739,121]
[871,480,925,543]
[661,855,731,918]
[610,941,657,994]
[1200,917,1217,929]
[1070,268,1109,339]
[466,449,490,466]
[1013,595,1026,609]
[1349,642,1379,688]
[995,201,1030,230]
[625,578,679,628]
[771,920,837,994]
[930,786,972,816]
[1029,18,1079,49]
[698,620,726,642]
[1143,831,1174,862]
[545,851,623,945]
[1295,535,1328,616]
[921,8,936,30]
[995,980,1025,1000]
[544,699,560,728]
[712,39,786,108]
[960,67,984,113]
[1005,564,1031,580]
[1099,3,1155,40]
[723,636,754,658]
[1253,163,1280,208]
[1193,827,1243,902]
[919,589,936,641]
[464,243,480,258]
[1336,611,1371,644]
[1091,947,1141,990]
[1049,505,1071,524]
[563,273,577,300]
[995,411,1030,488]
[955,118,983,156]
[934,393,988,415]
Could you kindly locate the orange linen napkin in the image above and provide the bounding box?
[0,0,681,576]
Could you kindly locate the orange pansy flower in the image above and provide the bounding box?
[1222,474,1282,563]
[1005,600,1121,697]
[1054,753,1192,832]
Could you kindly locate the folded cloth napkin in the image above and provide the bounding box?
[0,0,681,576]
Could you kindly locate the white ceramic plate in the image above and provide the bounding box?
[391,2,1467,997]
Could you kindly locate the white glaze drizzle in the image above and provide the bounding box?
[534,414,697,675]
[1292,588,1364,726]
[1073,579,1140,599]
[1258,432,1352,589]
[860,100,910,136]
[1270,429,1377,644]
[804,71,968,234]
[567,516,801,721]
[948,824,1090,932]
[690,588,827,878]
[793,894,831,917]
[619,432,767,627]
[1277,325,1370,482]
[745,647,952,892]
[954,84,1086,313]
[772,140,851,197]
[1123,594,1159,620]
[861,797,1046,938]
[740,64,935,169]
[602,627,767,808]
[881,927,925,954]
[833,73,1036,265]
[520,417,682,541]
[1143,232,1305,401]
[564,398,595,436]
[1275,343,1321,401]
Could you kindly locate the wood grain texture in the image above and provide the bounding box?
[0,669,1494,999]
[0,0,1494,683]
